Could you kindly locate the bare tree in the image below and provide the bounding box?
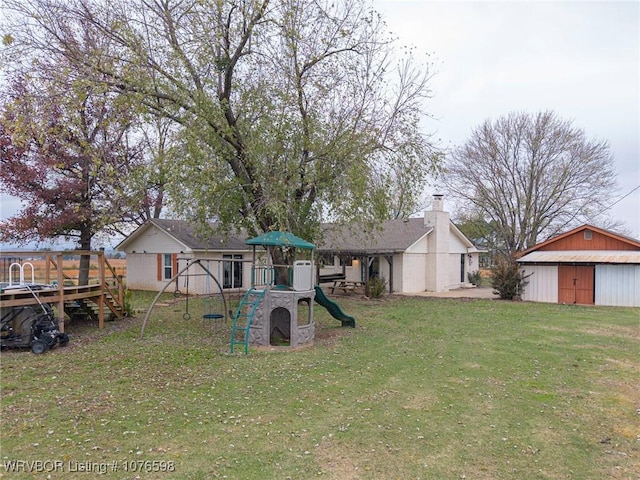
[446,111,618,256]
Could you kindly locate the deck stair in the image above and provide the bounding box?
[64,292,124,323]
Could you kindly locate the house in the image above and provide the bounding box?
[317,195,481,293]
[115,219,251,294]
[116,195,481,294]
[517,224,640,307]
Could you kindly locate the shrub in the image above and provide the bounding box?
[365,276,387,298]
[123,288,133,316]
[467,270,482,286]
[491,255,528,300]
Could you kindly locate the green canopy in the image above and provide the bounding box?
[246,231,316,250]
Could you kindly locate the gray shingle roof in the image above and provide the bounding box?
[119,217,436,255]
[149,219,249,251]
[317,218,432,254]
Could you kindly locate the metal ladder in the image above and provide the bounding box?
[229,288,265,354]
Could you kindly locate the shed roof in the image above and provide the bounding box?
[518,224,640,256]
[517,250,640,264]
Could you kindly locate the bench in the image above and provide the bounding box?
[318,273,346,284]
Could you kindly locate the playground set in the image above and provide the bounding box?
[141,231,355,354]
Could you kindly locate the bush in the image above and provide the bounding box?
[491,255,528,300]
[365,276,387,298]
[467,270,482,286]
[123,288,133,316]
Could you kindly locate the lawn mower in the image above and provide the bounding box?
[1,294,69,354]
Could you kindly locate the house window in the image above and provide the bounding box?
[460,254,465,283]
[223,254,243,288]
[163,254,173,280]
[584,230,592,240]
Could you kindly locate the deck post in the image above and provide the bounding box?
[56,253,65,333]
[98,251,105,329]
[44,253,51,284]
[118,275,125,314]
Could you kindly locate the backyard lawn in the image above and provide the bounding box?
[1,293,638,479]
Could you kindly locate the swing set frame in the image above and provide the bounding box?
[140,258,231,338]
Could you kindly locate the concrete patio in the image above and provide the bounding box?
[399,286,498,299]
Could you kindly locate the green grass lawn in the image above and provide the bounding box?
[1,293,638,479]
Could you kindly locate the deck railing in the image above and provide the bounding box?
[0,250,126,329]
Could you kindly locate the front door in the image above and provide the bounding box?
[558,265,594,305]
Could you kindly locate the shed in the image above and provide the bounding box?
[517,225,640,307]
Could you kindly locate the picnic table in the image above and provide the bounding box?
[330,280,365,294]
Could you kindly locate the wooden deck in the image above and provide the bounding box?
[0,250,126,331]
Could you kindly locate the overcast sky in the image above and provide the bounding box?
[374,0,640,238]
[1,0,638,247]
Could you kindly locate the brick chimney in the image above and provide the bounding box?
[432,194,444,212]
[424,194,450,292]
[424,194,446,226]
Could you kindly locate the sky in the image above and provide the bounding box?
[374,0,640,238]
[1,0,639,247]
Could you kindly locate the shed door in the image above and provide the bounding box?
[558,265,594,305]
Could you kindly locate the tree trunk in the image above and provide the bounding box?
[269,246,293,286]
[77,227,92,286]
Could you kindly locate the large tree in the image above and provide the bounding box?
[0,64,162,282]
[0,74,140,243]
[446,111,618,256]
[2,0,439,264]
[0,19,172,252]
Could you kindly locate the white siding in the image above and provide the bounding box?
[346,260,363,283]
[181,254,249,294]
[467,253,481,279]
[521,265,558,303]
[318,256,341,276]
[446,232,469,290]
[595,265,640,307]
[125,252,248,294]
[125,225,186,253]
[448,232,468,254]
[405,234,428,254]
[125,253,165,291]
[446,253,464,289]
[391,253,404,292]
[178,256,218,295]
[401,253,428,292]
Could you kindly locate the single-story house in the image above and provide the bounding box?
[115,219,251,295]
[316,195,481,293]
[517,224,640,307]
[115,195,481,294]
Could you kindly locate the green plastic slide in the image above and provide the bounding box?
[314,286,356,328]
